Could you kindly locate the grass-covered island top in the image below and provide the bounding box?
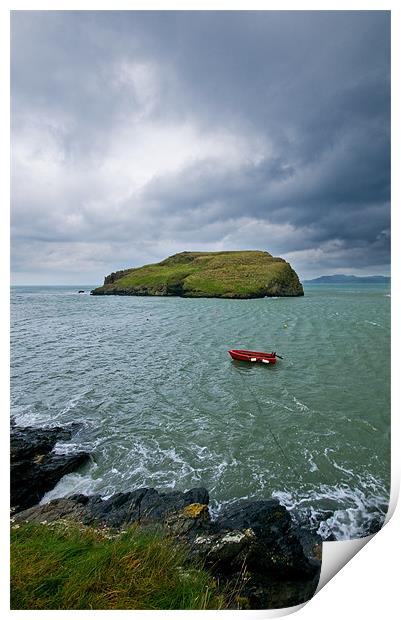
[91,251,304,298]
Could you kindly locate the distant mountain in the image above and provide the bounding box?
[304,274,390,284]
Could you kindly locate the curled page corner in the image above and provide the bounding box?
[315,469,399,596]
[258,478,399,617]
[316,535,374,593]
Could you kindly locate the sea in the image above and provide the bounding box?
[10,283,391,540]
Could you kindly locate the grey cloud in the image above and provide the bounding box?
[11,10,390,283]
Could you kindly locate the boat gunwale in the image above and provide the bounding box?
[229,349,276,357]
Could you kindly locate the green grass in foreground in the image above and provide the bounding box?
[10,522,227,610]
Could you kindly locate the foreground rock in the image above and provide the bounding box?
[10,423,90,512]
[91,251,304,298]
[190,500,321,608]
[13,488,321,609]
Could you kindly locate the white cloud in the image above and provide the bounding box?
[11,11,390,283]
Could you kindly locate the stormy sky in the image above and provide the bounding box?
[11,10,390,284]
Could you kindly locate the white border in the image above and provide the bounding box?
[3,2,399,618]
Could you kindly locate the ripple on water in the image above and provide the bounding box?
[11,284,390,539]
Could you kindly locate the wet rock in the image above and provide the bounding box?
[295,525,323,565]
[11,486,321,609]
[10,424,90,512]
[165,503,210,536]
[13,488,210,530]
[242,574,320,609]
[367,517,385,536]
[184,499,320,608]
[70,487,210,528]
[186,499,321,609]
[205,499,313,574]
[11,426,72,462]
[13,497,92,524]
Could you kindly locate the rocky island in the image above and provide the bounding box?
[91,251,304,298]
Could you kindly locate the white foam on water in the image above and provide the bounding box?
[60,394,83,415]
[89,437,216,495]
[33,426,389,544]
[323,448,354,476]
[40,462,100,504]
[53,442,82,455]
[11,404,53,428]
[53,433,104,455]
[281,403,296,413]
[281,388,310,414]
[360,419,379,432]
[293,396,310,412]
[251,470,269,491]
[273,476,389,540]
[11,391,93,429]
[303,449,319,473]
[330,460,354,476]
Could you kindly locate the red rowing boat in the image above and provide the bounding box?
[228,349,281,364]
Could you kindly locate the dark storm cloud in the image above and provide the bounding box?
[11,10,390,283]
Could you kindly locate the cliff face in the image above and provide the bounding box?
[91,251,304,298]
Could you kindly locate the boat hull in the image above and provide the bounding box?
[228,349,277,364]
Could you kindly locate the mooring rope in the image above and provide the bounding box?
[234,365,335,487]
[234,367,292,467]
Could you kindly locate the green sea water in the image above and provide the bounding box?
[10,284,390,539]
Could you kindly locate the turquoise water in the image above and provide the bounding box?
[11,284,390,539]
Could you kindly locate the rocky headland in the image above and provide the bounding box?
[11,422,320,609]
[91,251,304,299]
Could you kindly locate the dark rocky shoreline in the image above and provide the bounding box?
[10,421,91,512]
[11,422,321,609]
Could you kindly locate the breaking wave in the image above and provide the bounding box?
[272,474,389,540]
[11,285,390,541]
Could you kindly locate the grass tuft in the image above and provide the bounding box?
[10,522,228,610]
